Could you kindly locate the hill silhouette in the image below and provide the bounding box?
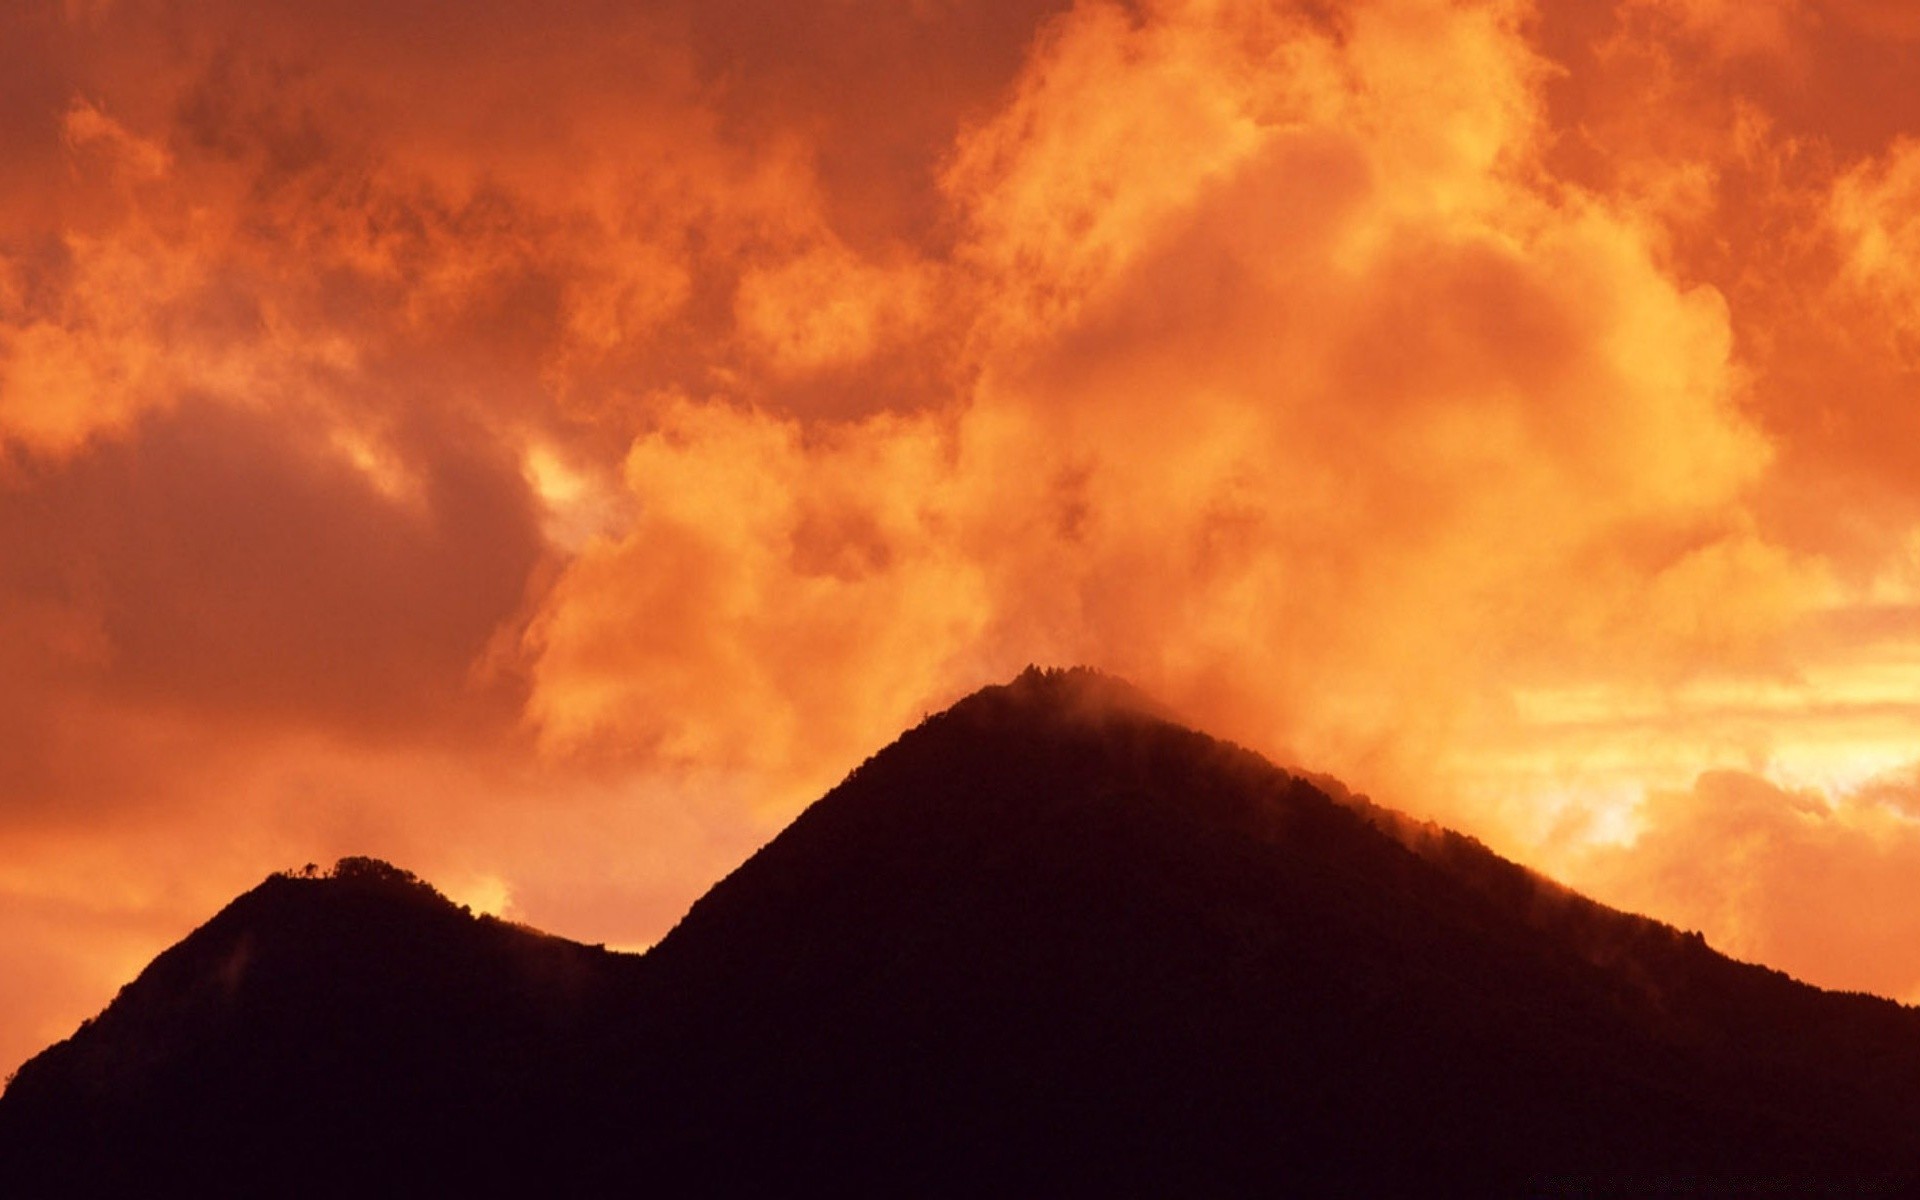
[5,667,1920,1196]
[0,856,646,1194]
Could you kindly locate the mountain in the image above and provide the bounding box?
[0,856,647,1194]
[6,667,1920,1196]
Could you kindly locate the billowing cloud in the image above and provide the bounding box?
[528,0,1790,818]
[526,397,990,785]
[8,0,1920,1079]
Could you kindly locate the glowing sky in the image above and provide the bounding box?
[7,0,1920,1077]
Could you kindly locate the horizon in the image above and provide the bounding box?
[7,0,1920,1079]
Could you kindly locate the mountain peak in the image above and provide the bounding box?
[266,854,459,911]
[938,664,1179,730]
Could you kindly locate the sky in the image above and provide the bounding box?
[5,0,1920,1077]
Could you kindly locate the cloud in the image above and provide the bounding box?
[1829,138,1920,342]
[9,0,1920,1080]
[525,398,991,790]
[1620,0,1808,60]
[527,0,1789,818]
[0,400,542,765]
[1571,766,1920,1001]
[733,241,935,376]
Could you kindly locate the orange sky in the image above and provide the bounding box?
[6,0,1920,1078]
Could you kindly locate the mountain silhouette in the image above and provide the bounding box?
[5,667,1920,1196]
[0,856,646,1195]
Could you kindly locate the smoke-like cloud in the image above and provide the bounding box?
[6,0,1920,1077]
[1574,766,1920,1001]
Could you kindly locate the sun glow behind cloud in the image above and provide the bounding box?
[5,0,1920,1076]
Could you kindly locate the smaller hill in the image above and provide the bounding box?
[0,857,643,1196]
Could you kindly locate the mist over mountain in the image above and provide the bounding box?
[5,668,1919,1196]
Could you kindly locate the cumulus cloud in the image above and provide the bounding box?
[526,398,991,786]
[528,0,1788,818]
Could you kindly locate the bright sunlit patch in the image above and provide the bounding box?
[523,444,621,550]
[442,873,513,919]
[525,445,586,510]
[327,426,420,505]
[1764,748,1920,806]
[1455,756,1655,855]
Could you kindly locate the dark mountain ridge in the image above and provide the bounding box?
[0,856,646,1193]
[5,667,1919,1196]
